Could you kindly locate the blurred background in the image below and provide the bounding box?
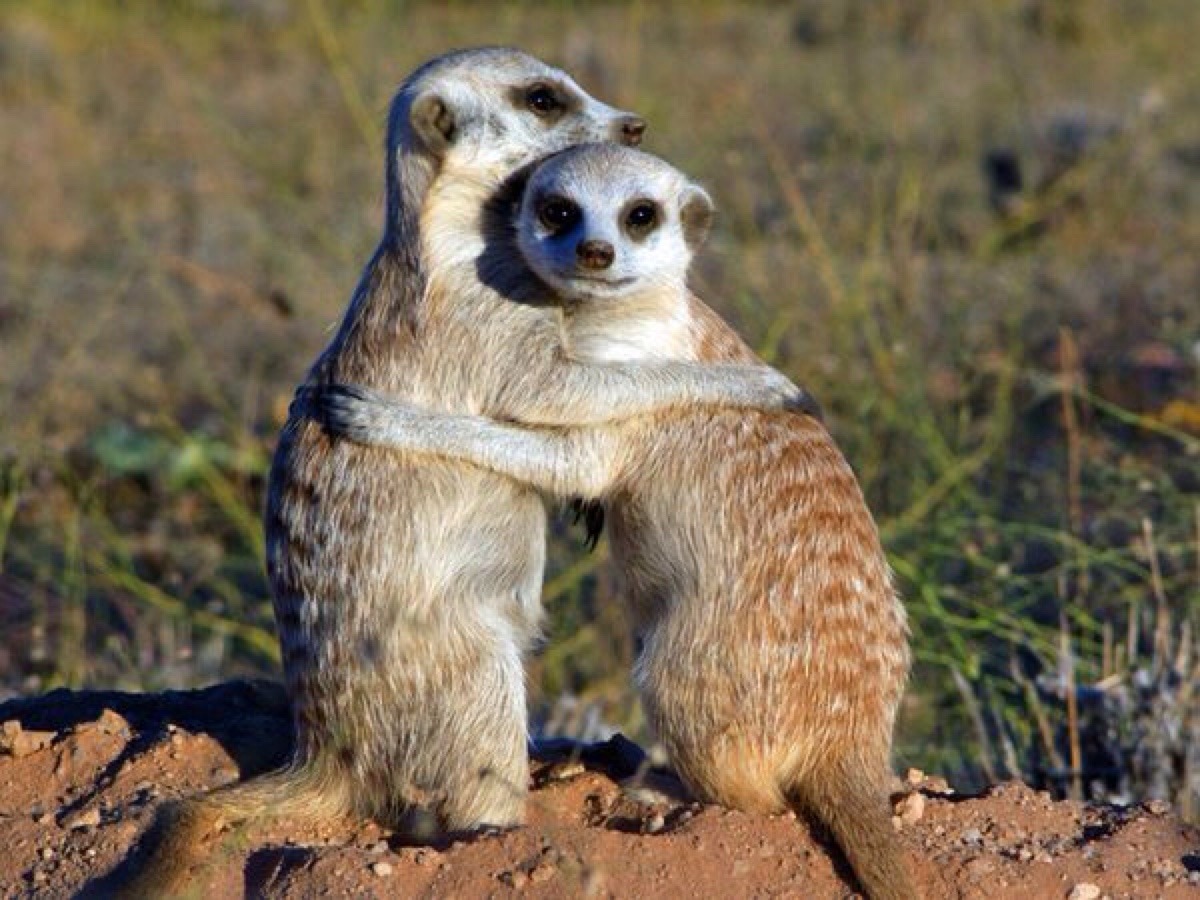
[1,0,1197,818]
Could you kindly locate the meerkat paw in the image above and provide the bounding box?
[312,383,425,444]
[727,365,808,413]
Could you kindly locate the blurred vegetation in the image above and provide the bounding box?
[0,0,1197,816]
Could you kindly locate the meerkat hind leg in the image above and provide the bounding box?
[427,640,530,833]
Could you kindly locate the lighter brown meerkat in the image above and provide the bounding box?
[318,144,917,900]
[119,50,808,897]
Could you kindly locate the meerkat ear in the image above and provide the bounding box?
[410,92,456,154]
[680,185,715,251]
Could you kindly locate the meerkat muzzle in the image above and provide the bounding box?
[576,239,616,270]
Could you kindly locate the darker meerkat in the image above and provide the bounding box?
[123,50,806,896]
[319,144,917,900]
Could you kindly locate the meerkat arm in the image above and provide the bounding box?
[490,356,810,427]
[314,385,619,500]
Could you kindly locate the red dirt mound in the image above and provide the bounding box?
[0,681,1196,898]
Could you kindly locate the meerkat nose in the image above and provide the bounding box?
[576,239,615,270]
[616,116,646,146]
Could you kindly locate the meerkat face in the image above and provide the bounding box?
[516,144,715,302]
[395,48,645,175]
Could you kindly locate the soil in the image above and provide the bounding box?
[0,681,1196,899]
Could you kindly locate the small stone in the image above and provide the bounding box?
[1144,799,1170,816]
[86,847,97,858]
[31,870,48,884]
[961,827,983,845]
[1,721,55,758]
[905,768,925,785]
[923,775,953,794]
[371,861,393,877]
[529,862,556,883]
[892,791,925,825]
[1067,883,1101,900]
[62,807,102,830]
[94,709,130,737]
[644,813,666,834]
[34,812,54,827]
[368,840,389,855]
[39,847,55,861]
[499,869,529,889]
[545,760,586,782]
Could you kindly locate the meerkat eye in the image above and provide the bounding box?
[525,85,563,117]
[538,197,581,232]
[624,201,659,236]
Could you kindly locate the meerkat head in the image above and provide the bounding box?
[384,48,645,229]
[516,144,715,302]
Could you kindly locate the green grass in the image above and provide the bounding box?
[0,0,1197,814]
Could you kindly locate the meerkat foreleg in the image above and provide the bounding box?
[491,358,809,427]
[314,384,617,500]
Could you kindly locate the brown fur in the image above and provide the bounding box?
[613,314,913,900]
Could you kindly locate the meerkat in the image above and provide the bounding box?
[316,144,917,900]
[121,50,807,897]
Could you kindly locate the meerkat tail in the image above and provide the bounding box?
[789,766,919,900]
[120,763,350,899]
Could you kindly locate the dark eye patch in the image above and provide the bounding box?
[622,198,661,240]
[508,80,579,125]
[537,194,581,233]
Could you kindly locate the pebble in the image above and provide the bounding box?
[0,721,55,758]
[529,862,557,883]
[1066,883,1101,900]
[892,791,925,825]
[500,869,529,889]
[644,813,666,834]
[62,807,102,830]
[545,760,586,782]
[961,827,983,845]
[367,840,389,855]
[94,709,130,737]
[371,861,394,877]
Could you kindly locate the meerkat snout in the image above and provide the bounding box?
[577,239,615,269]
[617,115,647,146]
